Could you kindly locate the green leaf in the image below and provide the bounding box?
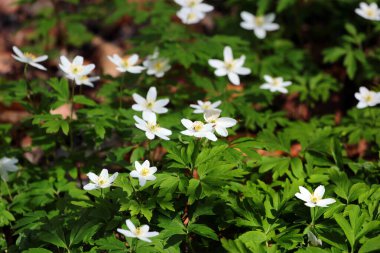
[48,78,69,101]
[73,95,97,106]
[188,223,218,241]
[359,235,380,253]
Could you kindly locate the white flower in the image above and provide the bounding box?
[175,0,213,25]
[354,86,380,109]
[260,75,292,94]
[0,157,19,181]
[143,49,171,78]
[307,231,322,247]
[83,168,118,190]
[190,100,221,114]
[130,160,157,186]
[355,2,380,21]
[12,46,48,71]
[204,109,237,137]
[208,46,251,85]
[107,54,145,73]
[240,11,280,39]
[181,119,217,141]
[74,75,100,87]
[134,111,172,140]
[117,219,159,243]
[59,55,95,80]
[132,87,169,118]
[295,185,336,208]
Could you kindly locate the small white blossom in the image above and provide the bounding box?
[208,46,251,85]
[307,231,322,247]
[134,111,172,140]
[83,168,118,190]
[175,0,213,25]
[143,49,171,78]
[181,119,217,141]
[74,75,100,87]
[355,2,380,21]
[204,109,237,137]
[260,75,292,94]
[0,157,19,181]
[132,87,169,118]
[12,46,48,71]
[59,56,95,81]
[295,185,336,208]
[130,160,157,186]
[240,11,279,39]
[117,219,159,243]
[107,54,145,74]
[354,86,380,109]
[190,100,221,114]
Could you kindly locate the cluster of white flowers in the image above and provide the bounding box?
[108,48,171,78]
[83,166,159,243]
[175,0,213,24]
[355,86,380,109]
[182,102,237,141]
[59,55,99,87]
[0,157,19,181]
[132,87,172,140]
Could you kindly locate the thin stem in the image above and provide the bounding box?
[2,180,13,201]
[119,74,126,109]
[23,64,34,111]
[69,82,75,151]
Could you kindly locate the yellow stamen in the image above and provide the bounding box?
[255,16,265,26]
[141,168,150,176]
[24,52,36,60]
[193,121,204,132]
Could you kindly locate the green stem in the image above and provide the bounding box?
[310,207,317,226]
[119,74,126,109]
[23,64,34,111]
[2,180,13,201]
[69,82,75,151]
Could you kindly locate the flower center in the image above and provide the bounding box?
[98,178,106,186]
[147,123,159,132]
[187,12,197,22]
[154,61,164,71]
[141,168,150,176]
[310,195,320,204]
[225,61,235,71]
[188,0,198,7]
[272,78,281,87]
[201,103,211,110]
[255,16,265,26]
[122,57,131,68]
[135,227,142,236]
[366,8,376,17]
[364,94,373,103]
[146,101,154,109]
[193,121,204,132]
[24,52,36,60]
[71,65,83,75]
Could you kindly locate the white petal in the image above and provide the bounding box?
[235,67,251,75]
[147,87,157,102]
[181,119,194,129]
[83,183,98,190]
[217,117,237,128]
[317,198,336,207]
[12,46,25,58]
[215,68,227,77]
[34,55,48,62]
[228,72,240,85]
[126,219,136,232]
[133,93,146,105]
[130,170,139,178]
[254,28,267,39]
[143,111,157,123]
[313,185,325,199]
[117,228,136,238]
[87,172,98,183]
[223,46,233,62]
[29,62,47,71]
[208,59,224,68]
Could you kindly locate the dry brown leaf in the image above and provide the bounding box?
[50,103,77,120]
